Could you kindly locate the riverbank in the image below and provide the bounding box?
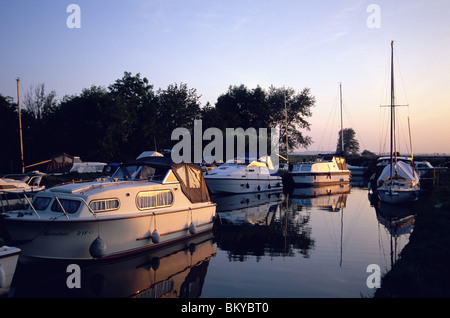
[374,171,450,297]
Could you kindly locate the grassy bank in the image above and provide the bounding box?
[374,171,450,297]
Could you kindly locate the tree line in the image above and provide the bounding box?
[0,72,316,173]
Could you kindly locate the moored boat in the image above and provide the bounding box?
[0,245,21,296]
[0,171,45,206]
[204,155,282,194]
[0,156,216,260]
[290,154,351,186]
[376,41,420,204]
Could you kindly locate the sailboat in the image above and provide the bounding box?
[377,41,420,204]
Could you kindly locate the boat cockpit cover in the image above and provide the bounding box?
[171,163,211,203]
[378,161,420,183]
[334,157,348,171]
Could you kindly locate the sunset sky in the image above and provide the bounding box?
[1,0,449,154]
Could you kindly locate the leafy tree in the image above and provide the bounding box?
[52,86,131,162]
[156,82,202,148]
[267,86,314,154]
[336,128,360,156]
[23,83,58,120]
[108,72,157,157]
[212,84,315,154]
[0,95,20,173]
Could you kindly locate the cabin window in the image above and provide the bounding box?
[89,198,120,212]
[32,197,52,210]
[51,199,81,214]
[136,190,173,210]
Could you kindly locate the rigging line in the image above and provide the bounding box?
[316,90,339,152]
[341,95,368,152]
[378,46,393,155]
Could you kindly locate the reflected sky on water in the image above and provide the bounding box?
[203,183,414,298]
[8,183,414,298]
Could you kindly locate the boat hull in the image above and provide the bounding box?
[377,189,419,204]
[291,172,351,186]
[205,177,282,194]
[2,204,215,260]
[0,246,21,296]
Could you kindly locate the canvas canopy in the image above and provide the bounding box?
[377,161,420,183]
[124,156,211,204]
[171,163,211,204]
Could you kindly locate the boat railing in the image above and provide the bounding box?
[0,190,32,214]
[1,192,98,221]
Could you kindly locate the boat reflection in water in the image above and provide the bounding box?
[372,200,415,268]
[213,191,283,226]
[291,183,350,212]
[11,232,215,298]
[213,190,314,259]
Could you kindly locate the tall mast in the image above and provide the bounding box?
[390,41,395,180]
[339,82,344,155]
[284,89,289,165]
[16,77,25,173]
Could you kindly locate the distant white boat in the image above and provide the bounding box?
[0,246,21,296]
[414,161,448,177]
[290,154,351,186]
[1,156,216,260]
[347,163,368,177]
[204,155,282,194]
[70,162,106,173]
[0,171,45,206]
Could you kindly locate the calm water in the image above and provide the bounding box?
[8,181,414,298]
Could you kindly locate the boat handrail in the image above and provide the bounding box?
[23,193,41,219]
[1,192,99,221]
[79,198,98,219]
[54,197,70,220]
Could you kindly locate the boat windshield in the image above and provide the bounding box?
[112,165,141,180]
[112,164,168,181]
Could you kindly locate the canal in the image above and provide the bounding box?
[7,181,414,298]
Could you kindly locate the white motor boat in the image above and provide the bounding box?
[204,155,282,194]
[0,246,21,296]
[414,161,447,177]
[290,154,351,186]
[0,171,45,206]
[0,157,216,260]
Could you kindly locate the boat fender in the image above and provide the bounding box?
[0,264,5,288]
[268,184,271,189]
[89,236,107,259]
[257,185,261,191]
[189,222,197,235]
[151,257,160,271]
[188,243,197,254]
[151,230,160,244]
[246,183,250,188]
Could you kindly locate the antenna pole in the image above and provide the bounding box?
[16,78,25,173]
[339,82,344,155]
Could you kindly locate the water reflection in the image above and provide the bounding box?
[291,184,350,212]
[11,233,215,298]
[8,183,419,298]
[213,190,314,260]
[372,200,415,268]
